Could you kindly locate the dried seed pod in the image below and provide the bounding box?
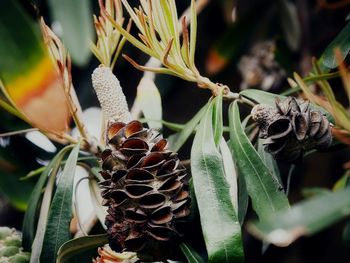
[252,96,333,162]
[291,113,308,141]
[267,118,292,139]
[251,104,281,138]
[100,120,190,252]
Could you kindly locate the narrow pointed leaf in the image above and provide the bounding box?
[190,0,197,68]
[213,90,223,146]
[48,0,94,66]
[237,168,249,226]
[41,142,81,262]
[229,102,289,219]
[333,170,350,191]
[179,242,206,263]
[191,100,243,263]
[257,139,282,186]
[168,102,208,152]
[240,89,287,106]
[56,234,108,263]
[22,145,73,251]
[30,167,59,263]
[278,0,301,51]
[220,139,238,213]
[248,187,350,247]
[320,20,350,69]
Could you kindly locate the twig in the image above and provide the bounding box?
[41,18,91,147]
[0,128,39,137]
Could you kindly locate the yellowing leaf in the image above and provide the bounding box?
[0,0,70,133]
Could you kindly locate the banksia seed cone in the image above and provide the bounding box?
[99,120,190,252]
[251,96,332,162]
[0,227,30,263]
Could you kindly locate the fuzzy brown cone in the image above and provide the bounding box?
[99,120,190,252]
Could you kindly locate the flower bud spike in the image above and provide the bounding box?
[92,66,132,123]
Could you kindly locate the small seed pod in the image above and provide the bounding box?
[251,104,282,138]
[251,96,332,162]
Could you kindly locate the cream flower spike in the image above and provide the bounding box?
[92,66,131,123]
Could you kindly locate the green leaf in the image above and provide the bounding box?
[301,187,331,199]
[240,89,286,106]
[190,0,197,68]
[30,168,59,263]
[0,0,44,81]
[168,102,209,152]
[21,166,46,181]
[21,156,98,181]
[333,170,350,191]
[48,0,94,66]
[248,187,350,246]
[237,168,249,226]
[342,221,350,246]
[179,242,205,263]
[190,99,244,263]
[338,173,350,246]
[230,114,251,222]
[213,91,223,146]
[219,139,238,213]
[229,102,289,219]
[56,234,108,263]
[320,20,350,69]
[278,0,301,51]
[257,139,282,186]
[136,77,162,130]
[41,142,81,262]
[22,145,73,251]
